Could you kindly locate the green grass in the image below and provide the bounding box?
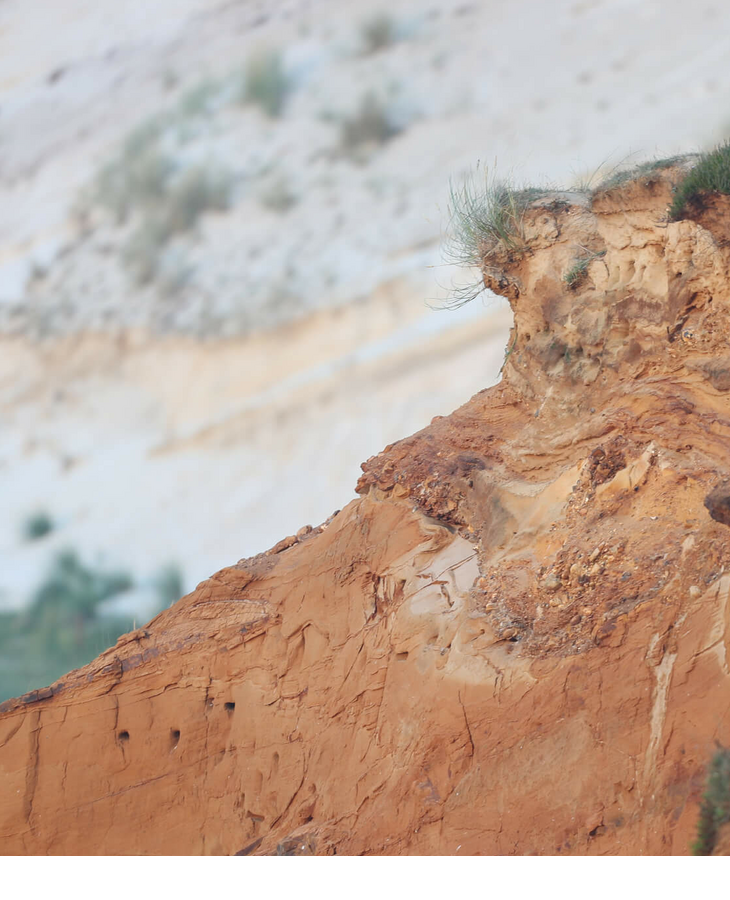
[92,107,232,286]
[122,217,174,285]
[22,510,54,542]
[0,550,134,703]
[670,142,730,220]
[563,249,606,289]
[177,79,221,118]
[86,76,236,290]
[122,168,232,285]
[241,50,289,118]
[596,155,692,194]
[164,167,231,230]
[692,748,730,855]
[0,551,183,703]
[95,140,173,225]
[443,168,546,306]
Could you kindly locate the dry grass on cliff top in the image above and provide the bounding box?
[443,168,549,307]
[444,150,729,309]
[591,144,730,220]
[594,154,692,193]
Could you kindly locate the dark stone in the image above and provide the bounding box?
[704,484,730,526]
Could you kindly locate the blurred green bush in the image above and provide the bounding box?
[0,551,180,703]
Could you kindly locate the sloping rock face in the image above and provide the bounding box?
[2,168,730,855]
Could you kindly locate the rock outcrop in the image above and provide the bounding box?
[2,165,730,855]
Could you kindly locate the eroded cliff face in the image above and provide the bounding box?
[2,167,730,855]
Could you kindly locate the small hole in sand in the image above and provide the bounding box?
[170,729,181,749]
[396,651,408,661]
[118,730,129,742]
[224,701,235,712]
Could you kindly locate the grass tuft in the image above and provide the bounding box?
[177,79,221,118]
[442,168,545,307]
[242,50,289,118]
[563,249,606,289]
[95,143,172,225]
[692,748,730,855]
[340,93,403,159]
[22,511,54,542]
[670,142,730,220]
[122,168,232,285]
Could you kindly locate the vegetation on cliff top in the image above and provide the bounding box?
[595,155,691,193]
[444,148,730,307]
[669,141,730,220]
[443,168,548,307]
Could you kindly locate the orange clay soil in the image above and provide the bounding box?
[2,166,730,855]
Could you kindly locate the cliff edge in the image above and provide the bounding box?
[2,164,730,855]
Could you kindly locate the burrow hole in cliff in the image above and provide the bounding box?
[118,730,129,743]
[224,701,236,713]
[170,728,181,750]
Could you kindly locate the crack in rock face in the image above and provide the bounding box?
[2,168,730,855]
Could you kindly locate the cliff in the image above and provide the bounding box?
[2,164,730,855]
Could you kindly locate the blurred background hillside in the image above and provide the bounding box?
[2,0,730,701]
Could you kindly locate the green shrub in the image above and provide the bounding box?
[22,511,54,541]
[96,150,173,224]
[0,550,135,703]
[93,120,173,224]
[242,50,289,118]
[340,93,402,158]
[360,14,397,54]
[177,79,220,117]
[670,142,730,220]
[166,167,231,231]
[259,176,298,213]
[30,550,132,627]
[122,168,232,285]
[692,748,730,855]
[122,217,173,285]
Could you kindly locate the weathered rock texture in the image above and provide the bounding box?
[2,167,730,855]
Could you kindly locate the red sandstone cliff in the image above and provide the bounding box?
[2,166,730,855]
